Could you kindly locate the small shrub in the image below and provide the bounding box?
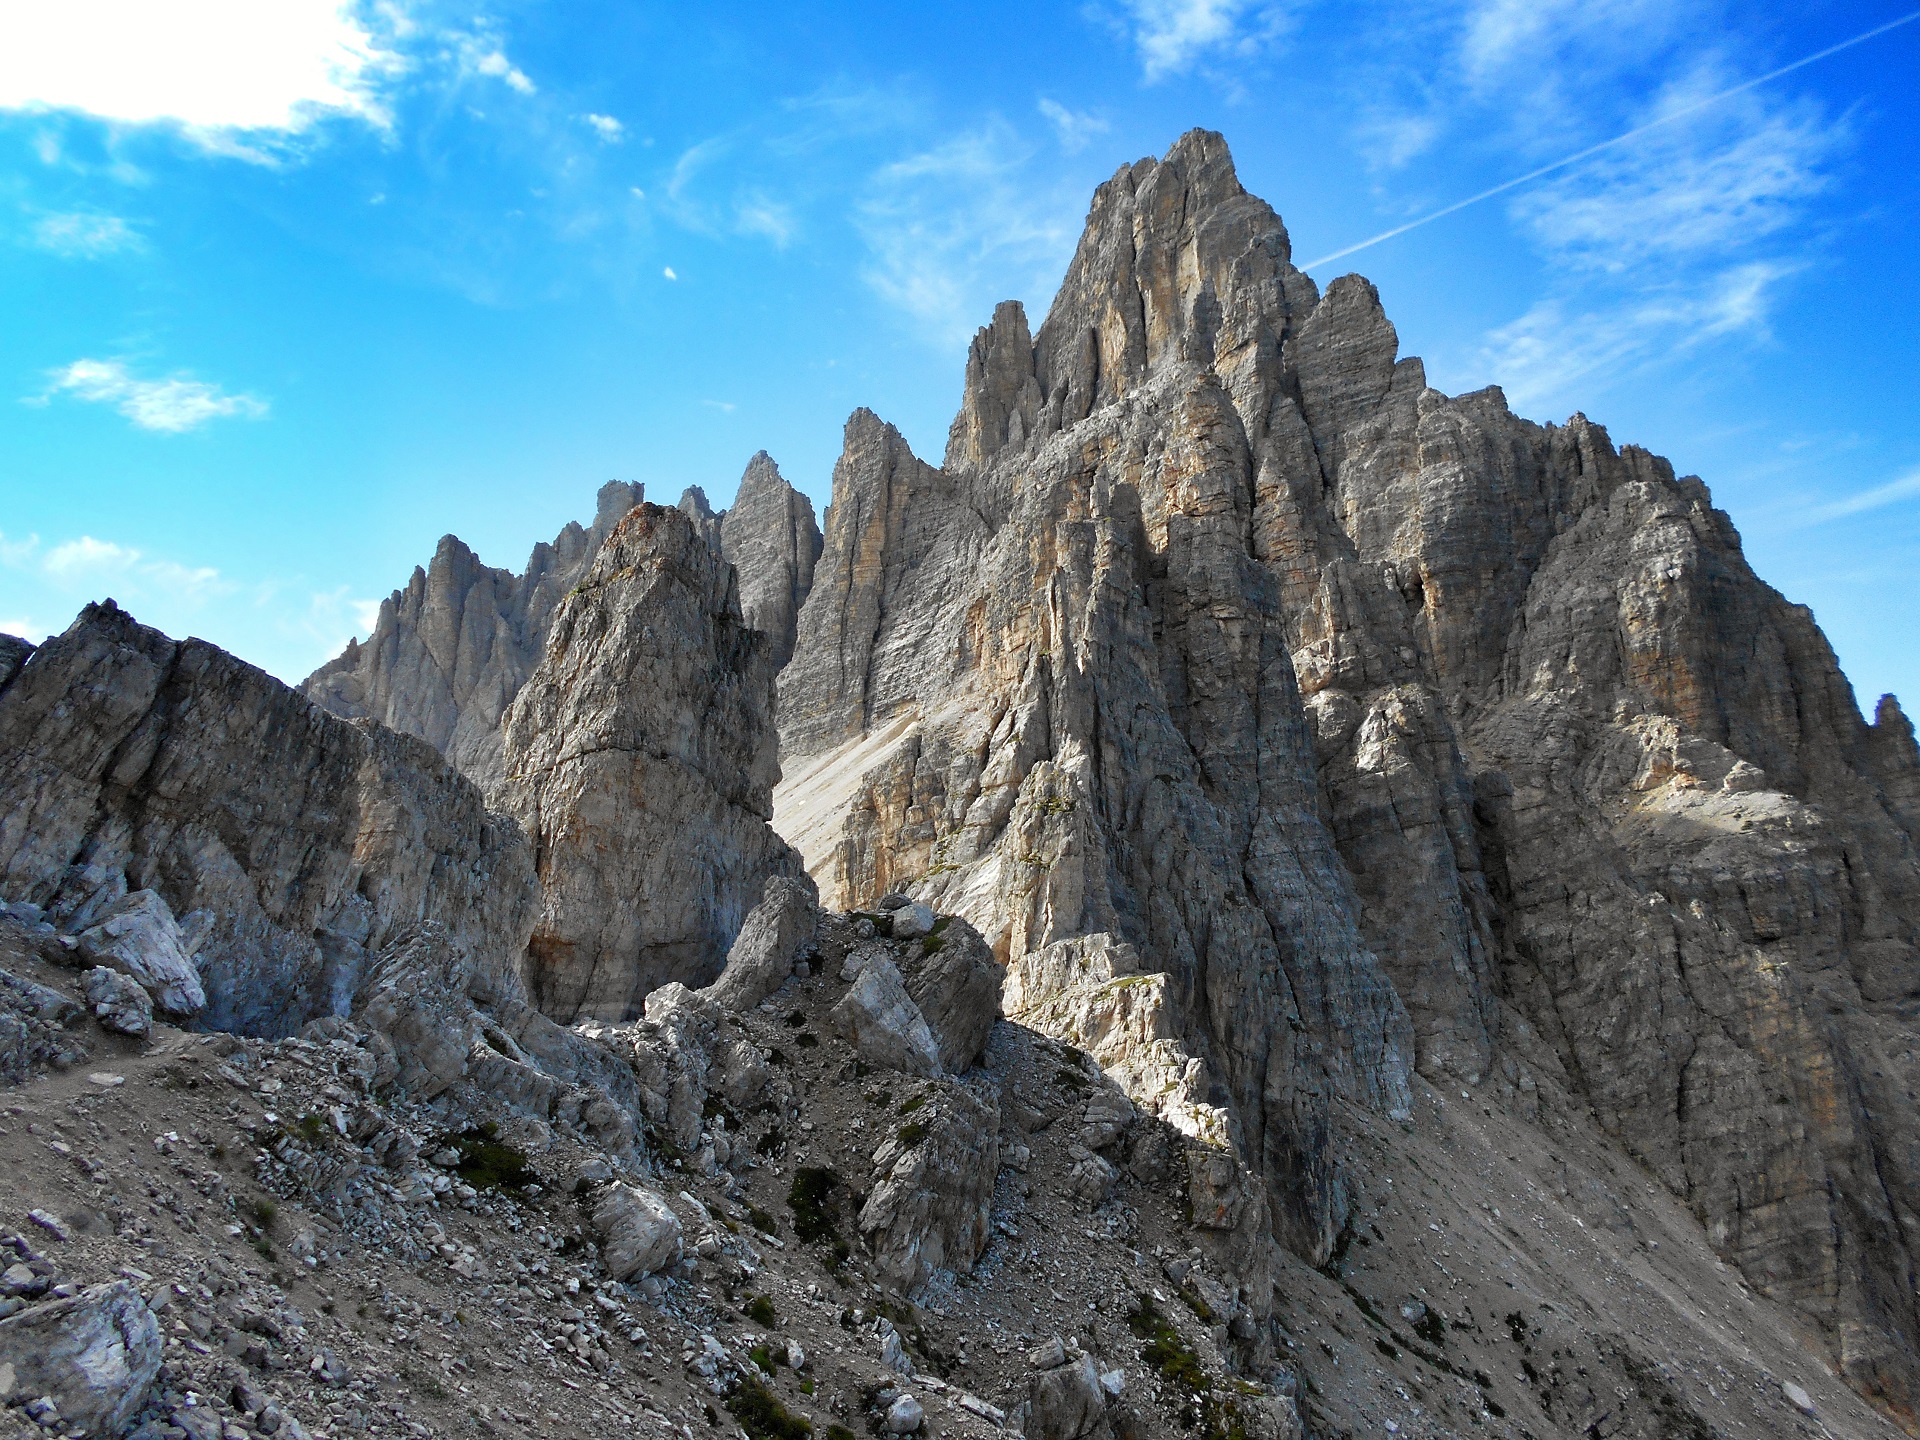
[746,1295,778,1327]
[796,1033,820,1049]
[726,1378,812,1440]
[445,1123,539,1192]
[896,1095,925,1115]
[746,1204,779,1236]
[787,1167,842,1247]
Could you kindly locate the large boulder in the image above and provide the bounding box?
[1026,1354,1108,1440]
[84,966,152,1037]
[593,1183,684,1280]
[896,918,1001,1074]
[76,889,204,1017]
[832,955,941,1076]
[701,876,821,1011]
[0,1280,162,1435]
[858,1083,999,1294]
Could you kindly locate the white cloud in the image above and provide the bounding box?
[28,212,143,258]
[662,266,677,280]
[13,532,232,609]
[466,45,535,96]
[734,193,795,246]
[40,359,268,433]
[856,122,1081,347]
[1479,261,1795,414]
[584,113,624,143]
[0,0,403,146]
[1808,467,1920,523]
[1037,99,1109,154]
[1114,0,1292,80]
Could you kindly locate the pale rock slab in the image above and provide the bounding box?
[0,1280,162,1435]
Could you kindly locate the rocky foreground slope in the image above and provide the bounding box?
[1,127,1917,1440]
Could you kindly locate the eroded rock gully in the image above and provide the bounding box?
[775,128,1920,1421]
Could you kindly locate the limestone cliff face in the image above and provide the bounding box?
[775,128,1920,1413]
[498,503,806,1025]
[303,481,644,792]
[0,601,536,1037]
[717,453,822,670]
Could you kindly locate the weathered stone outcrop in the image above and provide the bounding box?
[718,452,823,670]
[497,503,806,1022]
[304,481,644,792]
[773,127,1920,1414]
[0,601,537,1038]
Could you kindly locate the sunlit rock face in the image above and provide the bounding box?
[497,502,806,1024]
[773,128,1920,1415]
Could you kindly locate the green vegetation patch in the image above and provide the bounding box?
[726,1378,811,1440]
[787,1167,844,1247]
[897,1122,928,1147]
[746,1295,778,1327]
[444,1123,540,1192]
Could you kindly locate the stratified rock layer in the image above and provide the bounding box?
[498,503,806,1023]
[304,481,644,792]
[774,128,1920,1414]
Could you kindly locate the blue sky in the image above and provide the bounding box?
[1,1,1915,716]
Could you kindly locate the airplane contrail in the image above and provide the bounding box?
[1299,8,1920,271]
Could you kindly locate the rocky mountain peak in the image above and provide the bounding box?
[775,127,1920,1416]
[718,451,821,670]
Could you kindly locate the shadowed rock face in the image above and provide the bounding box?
[498,503,807,1023]
[0,601,537,1037]
[303,480,645,793]
[774,127,1920,1414]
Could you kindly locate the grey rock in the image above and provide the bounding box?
[84,965,151,1037]
[718,453,821,670]
[304,481,644,793]
[1026,1336,1066,1369]
[1027,1354,1107,1440]
[888,902,934,939]
[0,601,535,1039]
[701,876,822,1011]
[885,1394,924,1434]
[898,919,1001,1075]
[0,635,31,696]
[858,1083,999,1294]
[831,955,941,1076]
[496,502,806,1022]
[76,889,204,1017]
[593,1182,683,1280]
[676,485,725,553]
[0,1280,162,1435]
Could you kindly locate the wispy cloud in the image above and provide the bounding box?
[459,38,536,96]
[1331,0,1862,413]
[856,120,1081,347]
[28,211,143,258]
[35,359,268,432]
[1807,467,1920,523]
[583,113,624,143]
[1512,70,1845,271]
[1038,99,1108,154]
[1112,0,1293,81]
[1480,261,1795,411]
[1,528,231,605]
